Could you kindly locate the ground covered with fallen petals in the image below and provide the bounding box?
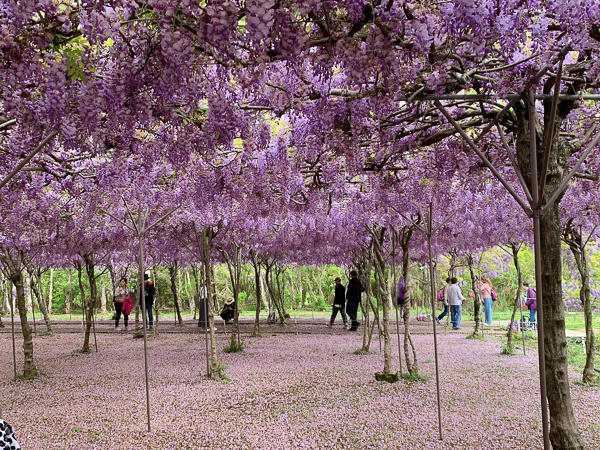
[1,329,599,449]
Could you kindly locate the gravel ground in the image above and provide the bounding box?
[1,330,599,450]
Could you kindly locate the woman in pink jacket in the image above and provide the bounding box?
[114,277,132,331]
[476,276,494,326]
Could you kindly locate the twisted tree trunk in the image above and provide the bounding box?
[202,229,222,380]
[562,222,596,384]
[168,262,184,326]
[82,254,99,353]
[400,227,418,376]
[467,254,483,337]
[370,226,392,375]
[2,250,36,378]
[29,269,52,332]
[250,251,262,336]
[506,243,524,351]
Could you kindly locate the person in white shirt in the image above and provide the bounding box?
[446,277,465,330]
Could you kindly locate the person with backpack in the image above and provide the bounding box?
[435,277,450,325]
[328,277,348,329]
[523,282,537,328]
[476,275,494,326]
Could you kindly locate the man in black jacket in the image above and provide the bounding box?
[328,277,348,329]
[345,270,364,331]
[141,273,155,330]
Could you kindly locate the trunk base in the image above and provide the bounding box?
[375,372,400,383]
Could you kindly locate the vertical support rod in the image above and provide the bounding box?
[201,229,210,377]
[10,285,17,379]
[391,229,403,377]
[138,223,151,433]
[31,281,37,336]
[92,305,98,353]
[519,280,526,356]
[427,202,443,441]
[528,89,550,450]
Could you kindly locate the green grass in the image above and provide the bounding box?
[501,345,516,355]
[223,341,244,353]
[354,349,371,355]
[402,373,429,383]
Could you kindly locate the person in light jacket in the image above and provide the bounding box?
[447,277,465,330]
[345,270,364,331]
[476,276,494,326]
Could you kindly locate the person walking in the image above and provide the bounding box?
[328,277,348,329]
[345,270,364,331]
[523,282,537,329]
[197,283,208,328]
[114,277,130,331]
[142,273,155,330]
[477,276,494,326]
[436,277,450,325]
[447,277,465,330]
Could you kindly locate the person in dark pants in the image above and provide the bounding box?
[328,277,348,329]
[436,277,451,324]
[142,273,155,330]
[345,270,364,331]
[197,284,208,328]
[114,277,129,331]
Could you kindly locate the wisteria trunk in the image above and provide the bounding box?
[467,255,483,337]
[564,227,597,384]
[168,264,184,326]
[506,244,523,350]
[250,251,261,336]
[3,252,36,378]
[31,272,52,333]
[371,227,392,375]
[65,270,72,315]
[202,229,221,380]
[401,229,418,376]
[82,256,98,353]
[538,203,585,449]
[356,246,373,352]
[47,268,53,314]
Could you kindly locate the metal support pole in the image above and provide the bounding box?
[138,227,152,433]
[201,229,210,377]
[10,286,17,379]
[427,203,443,441]
[528,90,550,450]
[92,305,98,353]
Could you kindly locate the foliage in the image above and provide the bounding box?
[223,341,245,353]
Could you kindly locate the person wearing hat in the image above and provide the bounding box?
[141,273,155,330]
[328,277,348,329]
[220,297,236,323]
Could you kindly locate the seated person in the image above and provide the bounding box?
[220,297,236,323]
